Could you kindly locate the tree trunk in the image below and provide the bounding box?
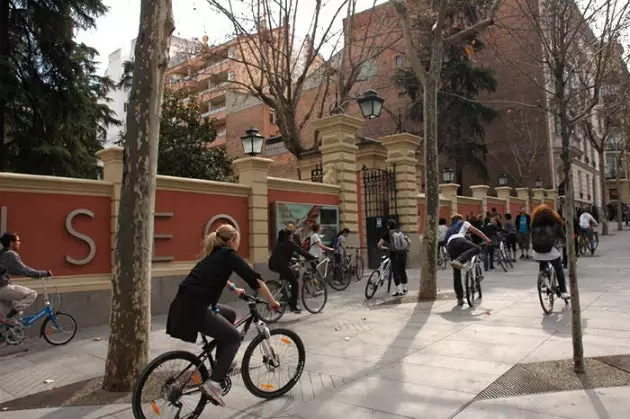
[599,152,608,235]
[558,101,584,374]
[0,0,9,171]
[419,76,440,300]
[102,0,174,392]
[616,172,623,231]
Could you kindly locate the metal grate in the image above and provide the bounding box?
[311,163,323,183]
[475,365,562,400]
[362,165,397,218]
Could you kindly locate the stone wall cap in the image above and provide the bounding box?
[312,114,364,130]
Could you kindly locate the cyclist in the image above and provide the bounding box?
[307,223,333,260]
[503,213,518,262]
[0,233,52,324]
[269,229,316,314]
[378,219,411,296]
[165,224,280,407]
[446,214,491,306]
[578,209,598,253]
[531,205,570,300]
[331,228,350,282]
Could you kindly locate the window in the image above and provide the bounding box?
[227,71,235,81]
[123,102,128,112]
[227,47,235,59]
[359,58,377,80]
[263,136,288,156]
[269,108,277,125]
[395,55,404,68]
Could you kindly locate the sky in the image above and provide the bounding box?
[76,0,387,75]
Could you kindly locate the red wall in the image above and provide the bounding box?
[487,200,506,214]
[154,190,250,260]
[510,201,524,216]
[439,205,451,222]
[0,191,111,276]
[458,202,483,218]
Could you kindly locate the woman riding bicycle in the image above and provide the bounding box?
[269,229,316,314]
[531,205,570,300]
[166,224,280,407]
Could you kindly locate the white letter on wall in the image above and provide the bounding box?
[65,209,96,266]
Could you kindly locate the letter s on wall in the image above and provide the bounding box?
[65,209,97,266]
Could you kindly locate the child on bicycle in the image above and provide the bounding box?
[166,224,280,407]
[269,229,317,314]
[445,215,491,306]
[531,205,570,300]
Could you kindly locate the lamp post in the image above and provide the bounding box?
[534,176,543,189]
[497,173,508,187]
[329,89,406,133]
[240,127,264,157]
[442,167,455,183]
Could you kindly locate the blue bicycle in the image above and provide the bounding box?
[0,278,77,346]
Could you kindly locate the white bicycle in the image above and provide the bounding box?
[364,249,392,300]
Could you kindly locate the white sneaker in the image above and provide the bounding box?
[560,292,570,300]
[392,285,403,297]
[200,380,226,407]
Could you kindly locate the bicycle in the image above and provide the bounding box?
[462,247,485,307]
[537,261,570,314]
[437,243,449,270]
[345,246,365,282]
[0,278,77,346]
[260,258,328,323]
[132,293,306,419]
[364,249,392,300]
[327,246,365,291]
[494,238,513,272]
[578,227,598,255]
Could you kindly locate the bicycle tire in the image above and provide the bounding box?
[355,255,365,281]
[132,350,210,419]
[364,270,380,300]
[259,280,287,324]
[537,272,554,315]
[241,328,306,399]
[301,275,328,313]
[328,268,352,291]
[41,312,77,346]
[504,248,514,269]
[465,270,476,307]
[497,252,507,272]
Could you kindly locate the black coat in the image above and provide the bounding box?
[166,245,260,343]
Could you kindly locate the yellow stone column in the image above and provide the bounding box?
[496,186,512,213]
[470,185,490,214]
[515,187,530,212]
[546,189,558,208]
[232,157,273,265]
[380,133,421,236]
[313,115,362,238]
[532,188,546,201]
[439,183,459,216]
[96,146,123,272]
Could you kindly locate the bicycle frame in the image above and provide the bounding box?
[6,279,61,330]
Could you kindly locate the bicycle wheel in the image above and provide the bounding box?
[578,237,587,256]
[364,270,380,300]
[41,312,77,346]
[354,255,365,281]
[328,267,352,291]
[502,245,514,269]
[241,328,306,399]
[301,274,327,313]
[132,350,210,419]
[537,272,554,314]
[496,250,507,272]
[465,270,481,307]
[258,280,287,324]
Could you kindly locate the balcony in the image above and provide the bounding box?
[216,127,227,137]
[209,105,226,115]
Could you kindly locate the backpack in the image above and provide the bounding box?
[444,220,464,243]
[389,229,409,252]
[532,225,557,253]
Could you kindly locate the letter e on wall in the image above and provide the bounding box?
[65,209,96,266]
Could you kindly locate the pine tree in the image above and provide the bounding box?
[0,0,117,177]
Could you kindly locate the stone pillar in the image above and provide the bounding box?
[546,189,558,208]
[496,186,512,213]
[232,157,273,265]
[470,185,490,214]
[440,183,459,216]
[380,133,421,264]
[532,188,546,201]
[356,143,387,171]
[313,115,362,244]
[515,187,530,212]
[96,146,124,271]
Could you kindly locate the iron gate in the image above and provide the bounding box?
[362,165,398,269]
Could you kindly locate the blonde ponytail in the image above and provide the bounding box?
[202,224,238,257]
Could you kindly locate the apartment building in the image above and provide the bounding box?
[103,36,195,146]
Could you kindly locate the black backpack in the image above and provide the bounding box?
[532,225,557,253]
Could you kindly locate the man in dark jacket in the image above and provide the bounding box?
[515,208,532,259]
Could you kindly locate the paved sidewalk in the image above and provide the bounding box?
[1,231,630,418]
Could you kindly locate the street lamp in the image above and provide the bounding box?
[356,89,384,120]
[534,176,543,189]
[240,127,264,157]
[497,173,508,187]
[442,167,455,183]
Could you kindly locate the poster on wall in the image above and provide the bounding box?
[271,202,339,246]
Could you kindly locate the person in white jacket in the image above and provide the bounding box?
[578,210,598,253]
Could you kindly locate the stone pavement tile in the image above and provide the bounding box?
[482,312,567,332]
[324,375,472,419]
[284,399,415,419]
[381,361,499,394]
[0,356,36,375]
[445,327,548,347]
[457,386,630,419]
[466,324,551,338]
[219,384,301,418]
[0,404,131,419]
[307,340,416,363]
[0,388,13,403]
[303,352,383,379]
[521,338,629,363]
[401,353,512,376]
[0,361,88,399]
[418,339,538,365]
[550,331,630,348]
[453,403,571,418]
[349,323,465,350]
[55,353,105,377]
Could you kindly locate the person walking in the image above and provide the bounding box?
[515,207,532,259]
[378,219,411,296]
[503,213,518,262]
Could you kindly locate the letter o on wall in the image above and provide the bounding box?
[204,214,241,238]
[65,209,97,266]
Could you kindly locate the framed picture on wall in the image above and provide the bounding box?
[270,202,339,246]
